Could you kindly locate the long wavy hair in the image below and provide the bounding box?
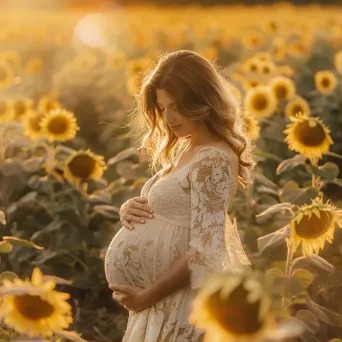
[129,50,257,186]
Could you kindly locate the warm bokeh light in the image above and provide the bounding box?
[73,11,128,49]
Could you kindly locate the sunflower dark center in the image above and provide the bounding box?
[291,104,304,116]
[207,283,263,336]
[321,77,331,88]
[293,121,326,146]
[68,155,96,179]
[250,64,258,72]
[295,210,333,239]
[252,94,267,111]
[275,84,288,99]
[14,295,54,320]
[47,117,69,134]
[263,66,271,74]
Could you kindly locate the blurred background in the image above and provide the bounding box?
[0,0,342,341]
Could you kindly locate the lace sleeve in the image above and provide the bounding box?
[186,148,251,290]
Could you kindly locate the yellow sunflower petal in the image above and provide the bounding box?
[315,70,338,95]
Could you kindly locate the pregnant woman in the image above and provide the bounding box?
[104,50,255,342]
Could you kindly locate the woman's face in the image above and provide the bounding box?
[156,88,198,138]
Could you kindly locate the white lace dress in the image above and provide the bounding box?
[104,147,251,342]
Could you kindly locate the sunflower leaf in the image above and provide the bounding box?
[256,202,292,218]
[1,236,44,250]
[0,271,18,282]
[42,275,73,285]
[257,226,289,254]
[291,254,334,274]
[276,154,307,174]
[279,181,319,206]
[0,241,13,254]
[291,269,314,290]
[295,310,320,334]
[306,297,342,327]
[107,147,136,166]
[306,162,339,181]
[55,330,88,342]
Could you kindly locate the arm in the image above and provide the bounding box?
[145,149,239,301]
[144,253,192,304]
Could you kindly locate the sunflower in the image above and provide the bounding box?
[0,50,21,71]
[13,98,34,120]
[269,76,296,101]
[259,61,276,76]
[22,110,46,141]
[64,150,107,184]
[0,61,14,90]
[284,113,333,162]
[314,70,338,95]
[334,51,342,74]
[285,96,311,118]
[38,95,62,114]
[40,109,79,142]
[242,58,261,74]
[0,98,15,122]
[243,114,260,141]
[244,86,277,118]
[0,267,72,338]
[290,197,342,257]
[243,80,261,91]
[25,57,43,75]
[189,271,297,342]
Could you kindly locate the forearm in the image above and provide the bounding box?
[145,253,191,303]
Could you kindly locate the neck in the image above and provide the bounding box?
[187,123,221,150]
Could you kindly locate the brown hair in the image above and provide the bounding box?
[129,50,257,185]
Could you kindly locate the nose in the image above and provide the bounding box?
[163,108,176,126]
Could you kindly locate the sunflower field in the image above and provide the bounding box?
[0,2,342,342]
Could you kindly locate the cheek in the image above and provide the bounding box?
[178,117,195,131]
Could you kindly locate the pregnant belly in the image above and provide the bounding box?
[104,217,190,288]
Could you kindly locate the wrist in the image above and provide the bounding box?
[142,286,158,306]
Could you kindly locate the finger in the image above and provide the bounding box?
[126,215,147,224]
[133,202,153,213]
[123,221,135,230]
[133,197,147,203]
[112,292,126,302]
[110,283,131,293]
[131,209,154,219]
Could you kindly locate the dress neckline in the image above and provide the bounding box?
[150,146,235,189]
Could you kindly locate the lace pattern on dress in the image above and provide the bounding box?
[187,148,251,290]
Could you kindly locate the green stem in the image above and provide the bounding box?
[45,143,56,175]
[282,239,294,310]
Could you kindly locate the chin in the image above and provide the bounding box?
[174,132,187,138]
